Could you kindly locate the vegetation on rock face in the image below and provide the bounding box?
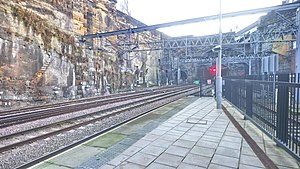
[0,0,161,96]
[10,5,75,51]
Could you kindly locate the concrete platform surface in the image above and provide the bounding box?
[31,97,300,169]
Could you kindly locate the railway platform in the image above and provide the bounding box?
[31,96,299,169]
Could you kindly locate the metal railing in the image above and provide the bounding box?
[223,74,300,161]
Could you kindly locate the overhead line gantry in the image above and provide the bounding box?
[80,2,300,41]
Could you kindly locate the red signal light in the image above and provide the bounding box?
[210,67,216,75]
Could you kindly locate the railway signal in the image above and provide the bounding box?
[210,66,217,75]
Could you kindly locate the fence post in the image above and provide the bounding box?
[228,79,232,101]
[224,79,229,100]
[232,80,238,107]
[199,80,202,97]
[246,81,253,119]
[276,74,289,144]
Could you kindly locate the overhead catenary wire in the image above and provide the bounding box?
[80,2,300,41]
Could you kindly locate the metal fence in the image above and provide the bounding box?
[223,74,300,160]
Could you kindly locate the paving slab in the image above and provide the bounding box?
[141,134,160,141]
[173,139,196,148]
[219,140,241,150]
[211,154,239,168]
[177,163,206,169]
[183,153,211,168]
[127,152,156,166]
[159,134,180,141]
[240,154,264,168]
[215,146,240,158]
[98,164,115,169]
[154,153,184,167]
[238,164,264,169]
[196,139,219,149]
[106,154,130,166]
[140,145,166,156]
[167,130,185,136]
[190,145,215,157]
[115,162,144,169]
[180,133,201,142]
[208,164,235,169]
[150,139,173,148]
[241,146,256,156]
[165,145,189,157]
[146,162,175,169]
[221,135,242,143]
[122,145,142,156]
[132,139,152,148]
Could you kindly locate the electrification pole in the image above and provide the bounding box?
[216,0,223,109]
[177,57,180,85]
[297,8,300,77]
[296,8,300,103]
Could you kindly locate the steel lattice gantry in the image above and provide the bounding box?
[79,2,300,70]
[80,2,300,40]
[125,30,296,50]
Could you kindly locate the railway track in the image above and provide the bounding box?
[0,85,174,117]
[0,86,185,127]
[0,85,199,169]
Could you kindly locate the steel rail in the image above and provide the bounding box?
[0,86,175,116]
[0,87,193,141]
[0,92,138,116]
[0,86,189,127]
[0,93,149,127]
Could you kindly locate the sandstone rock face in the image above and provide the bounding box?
[258,9,296,73]
[0,0,161,103]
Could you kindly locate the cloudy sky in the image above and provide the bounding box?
[117,0,285,37]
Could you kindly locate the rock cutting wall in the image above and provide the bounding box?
[258,9,297,73]
[0,0,162,104]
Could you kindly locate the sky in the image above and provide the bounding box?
[117,0,285,37]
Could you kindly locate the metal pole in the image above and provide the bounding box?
[296,8,300,75]
[177,56,180,85]
[249,59,252,75]
[216,0,222,109]
[296,8,300,103]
